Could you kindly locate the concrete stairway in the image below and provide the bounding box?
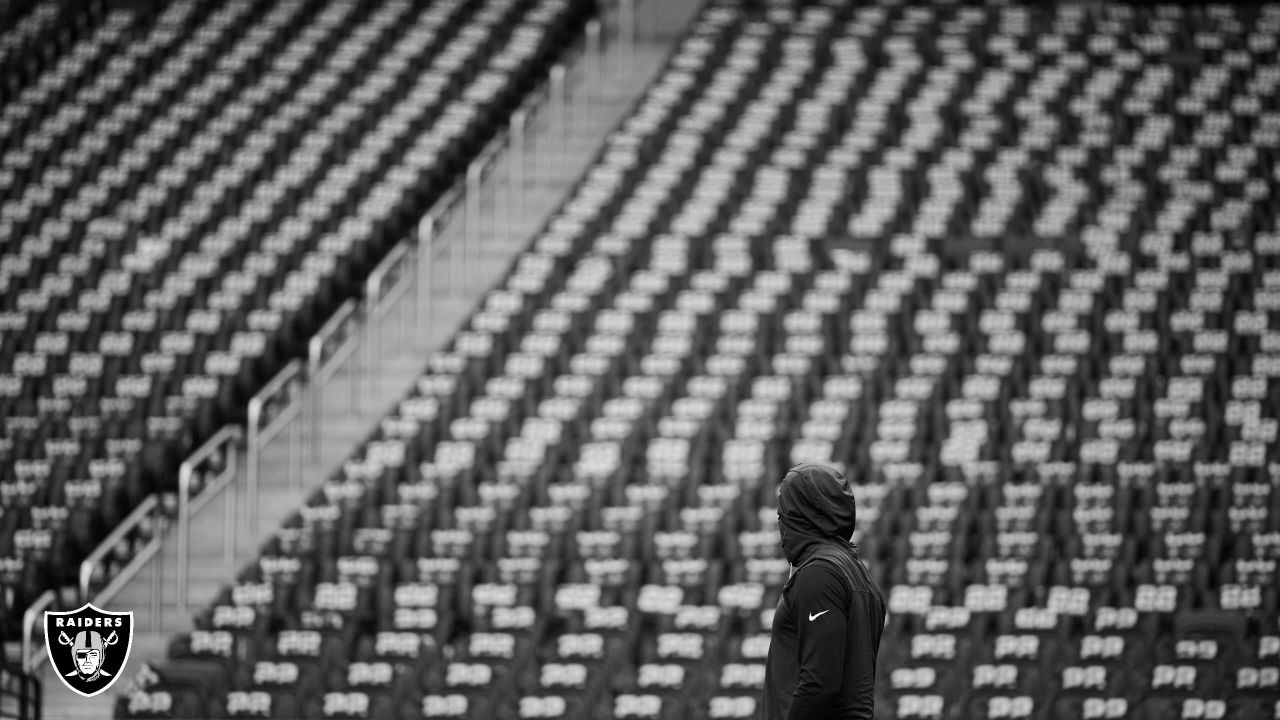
[37,5,695,717]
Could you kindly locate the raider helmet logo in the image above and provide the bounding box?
[44,603,133,697]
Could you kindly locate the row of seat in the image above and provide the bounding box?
[96,0,1280,717]
[0,0,112,107]
[0,0,594,640]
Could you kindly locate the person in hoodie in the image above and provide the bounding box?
[762,462,887,720]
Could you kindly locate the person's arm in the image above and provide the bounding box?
[786,563,851,720]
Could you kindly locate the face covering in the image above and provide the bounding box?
[776,462,859,566]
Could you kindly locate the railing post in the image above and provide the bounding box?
[79,495,161,601]
[418,214,434,339]
[496,133,509,249]
[224,485,235,566]
[177,460,190,616]
[399,270,412,357]
[291,403,301,491]
[348,306,362,415]
[177,426,241,616]
[398,246,417,356]
[528,93,542,179]
[451,196,464,299]
[246,403,260,548]
[22,590,56,675]
[151,546,161,632]
[308,334,324,464]
[550,63,568,173]
[510,109,527,220]
[30,661,40,718]
[419,183,459,333]
[364,279,380,402]
[463,134,507,294]
[587,18,603,101]
[465,160,483,294]
[247,360,305,541]
[78,494,166,632]
[364,243,415,383]
[308,299,361,466]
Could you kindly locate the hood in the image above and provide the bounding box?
[777,462,858,566]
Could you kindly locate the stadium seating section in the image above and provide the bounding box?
[3,0,1280,718]
[0,0,591,640]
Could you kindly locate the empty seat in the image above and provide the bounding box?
[43,0,1280,716]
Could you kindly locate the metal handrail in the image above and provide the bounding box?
[91,521,165,633]
[586,19,603,91]
[308,298,361,388]
[509,108,529,220]
[247,359,305,539]
[20,590,55,675]
[420,182,463,262]
[0,659,40,720]
[464,137,503,291]
[23,663,40,720]
[176,425,242,615]
[363,241,418,399]
[417,182,463,338]
[79,494,164,612]
[308,298,362,459]
[366,243,415,323]
[466,131,510,279]
[549,62,569,170]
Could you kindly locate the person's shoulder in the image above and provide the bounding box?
[800,546,858,573]
[795,554,857,593]
[846,554,885,594]
[795,556,846,577]
[804,550,886,597]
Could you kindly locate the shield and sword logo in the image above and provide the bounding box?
[44,603,134,697]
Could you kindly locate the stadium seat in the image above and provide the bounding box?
[7,0,1273,715]
[2,0,595,638]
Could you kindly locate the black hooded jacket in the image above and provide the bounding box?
[762,463,887,720]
